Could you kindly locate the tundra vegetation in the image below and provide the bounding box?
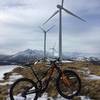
[0,61,100,100]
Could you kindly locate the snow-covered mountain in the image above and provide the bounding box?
[0,49,45,64]
[0,49,100,64]
[0,55,10,60]
[11,49,44,58]
[63,52,100,59]
[7,49,45,64]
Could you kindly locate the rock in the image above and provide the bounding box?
[3,72,12,80]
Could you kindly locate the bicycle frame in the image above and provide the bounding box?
[29,61,61,90]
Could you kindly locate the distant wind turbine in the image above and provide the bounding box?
[50,43,56,57]
[43,0,86,60]
[39,25,55,61]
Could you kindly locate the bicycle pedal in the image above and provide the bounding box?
[37,93,42,97]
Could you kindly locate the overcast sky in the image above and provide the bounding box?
[0,0,100,54]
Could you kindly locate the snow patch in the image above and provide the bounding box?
[80,96,91,100]
[62,60,72,63]
[86,75,100,80]
[7,93,48,100]
[0,65,19,80]
[9,73,23,82]
[0,81,13,85]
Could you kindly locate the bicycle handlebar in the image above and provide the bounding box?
[22,57,60,67]
[22,60,40,67]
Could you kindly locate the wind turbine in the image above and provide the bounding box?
[43,0,86,60]
[50,43,56,57]
[39,25,55,61]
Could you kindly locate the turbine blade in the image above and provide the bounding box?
[43,10,59,25]
[62,7,86,22]
[62,0,64,7]
[46,25,55,32]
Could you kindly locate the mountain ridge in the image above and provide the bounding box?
[0,49,100,65]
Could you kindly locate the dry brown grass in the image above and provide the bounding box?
[0,61,100,100]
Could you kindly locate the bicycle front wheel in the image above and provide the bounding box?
[56,70,81,99]
[10,78,38,100]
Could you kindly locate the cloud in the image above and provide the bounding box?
[62,26,100,53]
[0,0,100,54]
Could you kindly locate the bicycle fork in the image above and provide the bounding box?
[61,73,73,87]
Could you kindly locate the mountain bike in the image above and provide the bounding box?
[10,58,81,100]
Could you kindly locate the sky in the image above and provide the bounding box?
[0,0,100,54]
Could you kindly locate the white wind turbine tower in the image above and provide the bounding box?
[39,25,55,61]
[43,0,86,60]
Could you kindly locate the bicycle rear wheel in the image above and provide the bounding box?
[10,78,38,100]
[56,70,81,99]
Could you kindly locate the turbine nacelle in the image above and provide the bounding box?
[57,5,63,9]
[44,30,46,33]
[39,25,55,33]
